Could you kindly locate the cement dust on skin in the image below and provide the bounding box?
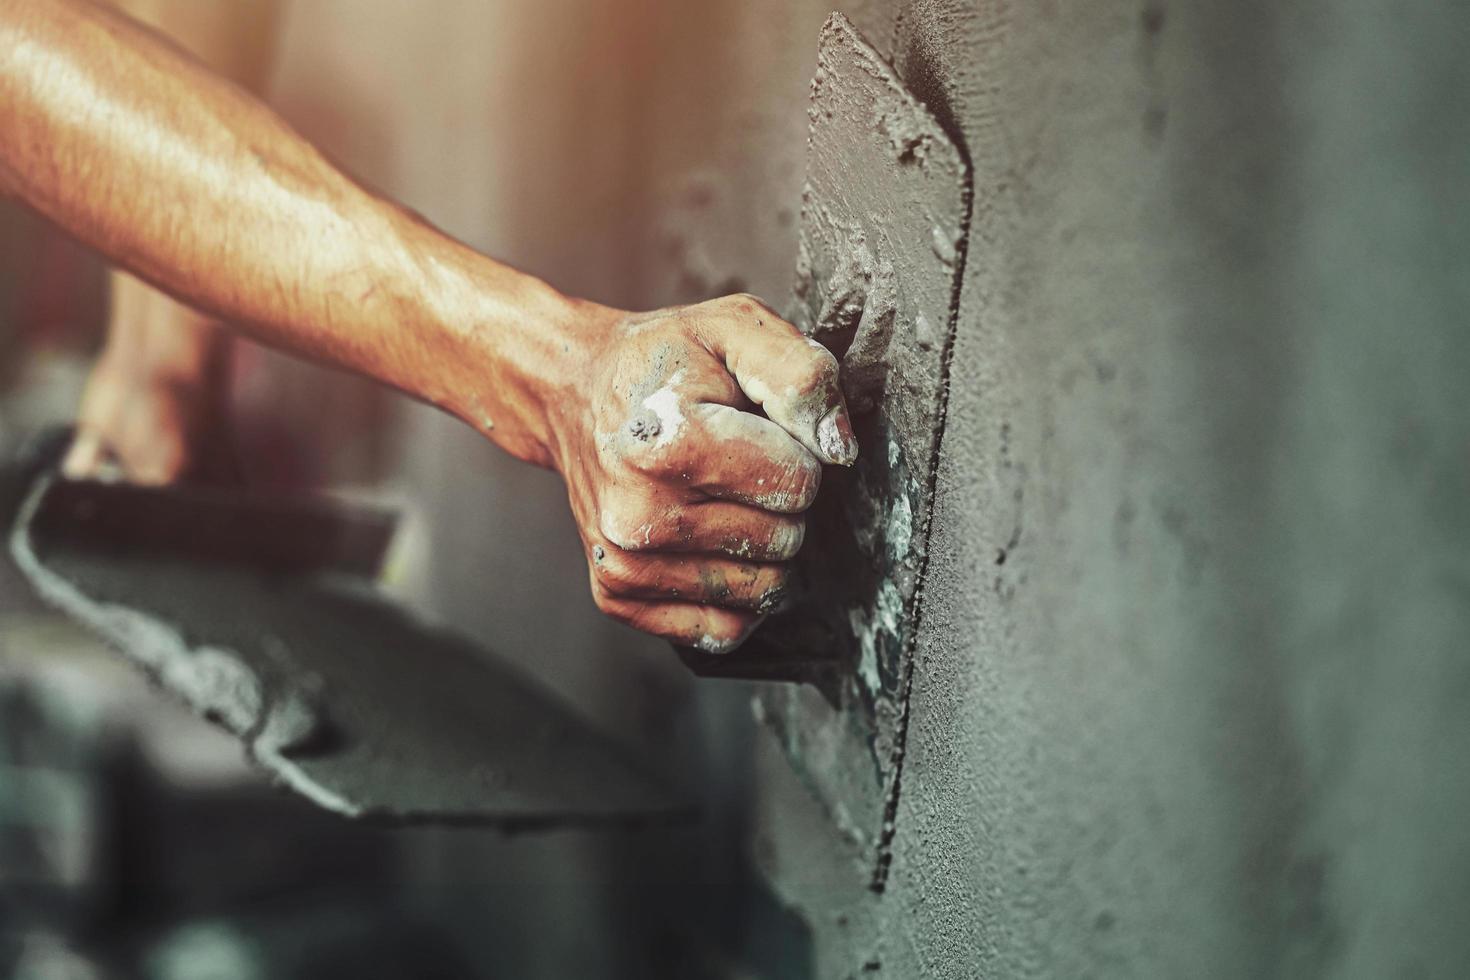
[635,369,687,452]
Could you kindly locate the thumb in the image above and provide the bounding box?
[696,297,859,466]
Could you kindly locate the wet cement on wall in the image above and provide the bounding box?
[650,0,1470,977]
[262,1,1470,976]
[743,1,1470,977]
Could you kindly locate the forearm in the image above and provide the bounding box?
[0,0,586,465]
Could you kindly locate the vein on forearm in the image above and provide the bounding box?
[1,0,428,381]
[0,0,590,468]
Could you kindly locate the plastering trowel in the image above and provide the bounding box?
[2,430,687,826]
[681,13,969,686]
[677,14,971,884]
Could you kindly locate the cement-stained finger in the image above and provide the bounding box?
[679,404,822,513]
[590,592,765,654]
[598,499,805,560]
[590,547,792,611]
[693,298,859,466]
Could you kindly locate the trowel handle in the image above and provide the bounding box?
[674,630,839,685]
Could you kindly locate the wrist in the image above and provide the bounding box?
[523,294,620,472]
[423,245,619,470]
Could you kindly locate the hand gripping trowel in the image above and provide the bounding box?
[677,14,972,883]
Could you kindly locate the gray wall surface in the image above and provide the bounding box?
[262,1,1470,977]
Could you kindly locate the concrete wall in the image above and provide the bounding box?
[267,1,1470,977]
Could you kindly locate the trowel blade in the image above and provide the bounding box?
[4,431,688,827]
[677,13,971,883]
[683,12,970,685]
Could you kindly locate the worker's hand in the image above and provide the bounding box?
[64,305,238,486]
[64,352,239,486]
[551,294,857,654]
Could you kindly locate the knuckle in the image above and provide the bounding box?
[596,510,629,549]
[623,604,668,639]
[152,440,188,478]
[591,548,640,594]
[662,508,696,548]
[717,292,781,323]
[770,457,821,511]
[623,437,687,480]
[592,591,648,632]
[608,605,642,629]
[597,504,652,551]
[618,401,700,481]
[726,564,787,607]
[590,584,621,617]
[694,563,735,605]
[798,347,841,391]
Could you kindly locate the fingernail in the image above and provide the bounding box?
[771,520,806,558]
[695,631,750,656]
[696,614,769,654]
[94,458,126,484]
[815,405,859,465]
[693,634,730,655]
[757,585,792,614]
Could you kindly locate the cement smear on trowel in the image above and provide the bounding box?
[10,474,340,804]
[5,449,683,827]
[742,13,971,879]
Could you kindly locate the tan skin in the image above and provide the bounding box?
[0,0,858,653]
[65,0,281,485]
[64,282,239,485]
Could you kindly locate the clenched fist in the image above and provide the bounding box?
[548,294,857,654]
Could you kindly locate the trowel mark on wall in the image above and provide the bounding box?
[711,12,975,892]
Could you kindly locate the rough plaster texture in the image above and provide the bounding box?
[815,1,1470,977]
[252,1,1470,976]
[632,0,1470,976]
[725,13,972,881]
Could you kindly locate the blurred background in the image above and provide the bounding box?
[4,0,1470,978]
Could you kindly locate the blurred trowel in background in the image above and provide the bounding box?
[2,430,687,827]
[25,472,398,579]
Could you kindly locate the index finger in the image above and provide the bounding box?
[691,295,859,466]
[684,403,823,513]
